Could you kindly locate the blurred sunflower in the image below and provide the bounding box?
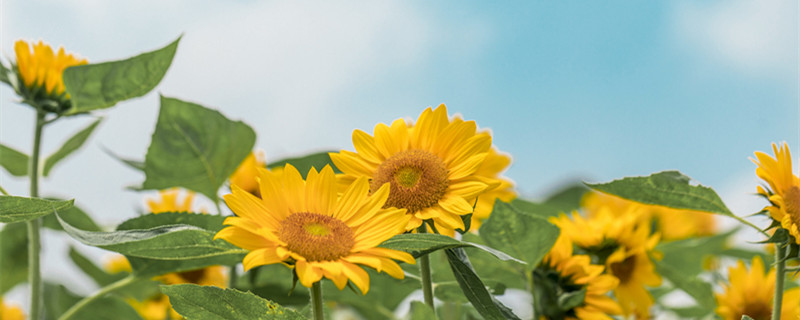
[1,298,25,320]
[716,256,800,320]
[582,191,715,241]
[11,40,87,113]
[330,105,499,234]
[535,234,622,320]
[470,147,516,230]
[551,208,661,319]
[229,150,266,197]
[752,142,800,243]
[145,188,204,214]
[215,164,414,294]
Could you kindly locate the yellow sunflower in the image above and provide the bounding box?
[582,191,715,241]
[145,188,205,214]
[471,147,516,230]
[716,256,800,320]
[229,150,266,197]
[1,298,25,320]
[215,164,415,294]
[752,142,800,243]
[13,40,87,98]
[551,208,661,319]
[330,104,499,233]
[537,234,622,320]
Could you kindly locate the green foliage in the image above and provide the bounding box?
[63,37,180,115]
[0,143,29,176]
[657,229,736,277]
[508,183,587,219]
[142,96,256,202]
[242,264,310,307]
[324,268,419,319]
[479,200,560,272]
[162,284,306,320]
[654,262,715,314]
[0,196,74,223]
[43,118,102,176]
[43,283,143,320]
[445,248,520,320]
[0,222,27,294]
[407,301,435,320]
[42,201,102,232]
[68,247,126,287]
[379,232,523,263]
[268,152,340,178]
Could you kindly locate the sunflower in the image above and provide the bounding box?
[536,233,622,320]
[716,256,800,320]
[1,298,25,320]
[215,164,414,294]
[144,188,203,214]
[582,191,715,241]
[752,142,800,243]
[330,104,499,233]
[230,150,266,197]
[470,147,516,230]
[551,208,661,319]
[12,40,87,111]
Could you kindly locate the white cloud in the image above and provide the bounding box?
[671,0,797,83]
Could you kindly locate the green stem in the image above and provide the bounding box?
[58,275,136,320]
[0,184,8,195]
[229,264,238,289]
[528,272,538,320]
[417,225,435,310]
[27,110,46,320]
[310,281,324,320]
[772,244,786,320]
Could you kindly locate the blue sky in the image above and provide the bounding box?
[1,0,798,304]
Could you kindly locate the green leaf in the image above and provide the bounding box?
[0,61,10,85]
[479,200,560,271]
[102,147,145,171]
[42,201,102,232]
[142,96,256,202]
[43,118,102,176]
[0,222,27,294]
[0,144,29,176]
[44,283,143,320]
[408,301,435,320]
[63,37,180,115]
[56,210,247,260]
[654,261,715,312]
[0,196,74,223]
[445,248,521,320]
[379,233,523,263]
[657,229,735,277]
[557,287,585,311]
[268,152,340,178]
[434,280,506,303]
[68,247,125,287]
[162,284,306,320]
[325,268,418,319]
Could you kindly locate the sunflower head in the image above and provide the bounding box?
[330,104,501,234]
[11,39,87,113]
[1,298,25,320]
[716,256,800,320]
[230,150,266,197]
[215,164,415,294]
[752,142,800,243]
[145,188,204,214]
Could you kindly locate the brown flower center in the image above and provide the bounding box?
[740,301,772,320]
[279,212,355,261]
[371,149,449,213]
[176,269,206,284]
[609,255,637,285]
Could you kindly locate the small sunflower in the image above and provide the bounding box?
[582,191,715,241]
[752,142,800,243]
[215,164,414,294]
[471,147,516,230]
[536,234,622,320]
[1,298,25,320]
[551,208,661,319]
[145,188,205,214]
[716,256,800,320]
[330,104,499,233]
[230,150,267,197]
[12,40,87,112]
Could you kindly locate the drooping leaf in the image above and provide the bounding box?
[0,222,27,294]
[162,284,306,320]
[142,96,256,202]
[0,196,74,223]
[479,200,560,271]
[434,280,506,303]
[445,248,521,320]
[0,144,29,176]
[42,201,102,232]
[43,118,102,176]
[379,232,523,263]
[63,37,180,115]
[408,301,436,320]
[268,151,340,178]
[68,247,125,287]
[56,210,247,260]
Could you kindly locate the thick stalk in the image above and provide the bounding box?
[772,244,786,320]
[58,275,136,320]
[528,272,538,319]
[310,281,324,320]
[417,225,435,309]
[27,110,46,320]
